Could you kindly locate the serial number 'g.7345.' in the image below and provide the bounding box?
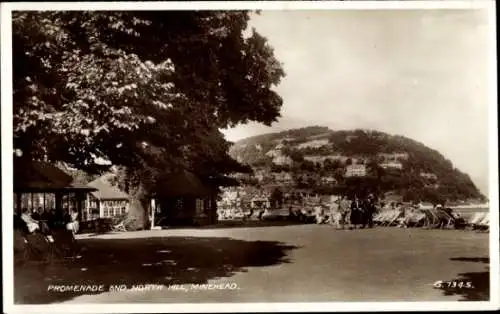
[433,280,474,289]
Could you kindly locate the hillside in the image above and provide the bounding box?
[229,126,486,204]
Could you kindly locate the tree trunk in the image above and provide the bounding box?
[128,184,150,230]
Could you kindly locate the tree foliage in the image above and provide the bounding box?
[13,11,285,186]
[13,11,286,228]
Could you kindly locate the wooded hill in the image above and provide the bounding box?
[229,126,486,204]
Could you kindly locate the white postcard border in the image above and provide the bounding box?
[1,1,498,313]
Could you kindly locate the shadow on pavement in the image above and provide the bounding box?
[198,219,313,229]
[78,220,314,235]
[15,236,298,304]
[437,257,489,301]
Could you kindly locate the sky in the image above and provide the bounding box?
[222,9,493,196]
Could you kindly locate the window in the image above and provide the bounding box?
[175,199,183,210]
[196,199,204,215]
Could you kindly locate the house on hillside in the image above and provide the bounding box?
[254,169,272,182]
[297,139,329,149]
[320,176,338,185]
[273,172,294,184]
[351,157,368,165]
[303,155,325,165]
[86,174,130,221]
[272,155,293,166]
[345,164,367,177]
[266,149,282,158]
[420,172,438,180]
[250,196,271,209]
[379,162,403,170]
[275,143,285,150]
[345,134,358,142]
[377,152,409,161]
[304,154,349,165]
[295,172,321,184]
[266,142,286,158]
[229,172,252,181]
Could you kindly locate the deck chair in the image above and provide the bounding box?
[14,230,33,265]
[49,229,81,260]
[378,211,393,225]
[476,213,489,232]
[421,209,440,229]
[379,211,393,226]
[399,211,420,228]
[112,215,128,232]
[412,212,427,227]
[435,210,455,229]
[467,212,486,230]
[21,231,53,263]
[375,211,388,226]
[389,211,405,227]
[373,211,385,223]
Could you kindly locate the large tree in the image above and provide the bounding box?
[13,11,285,227]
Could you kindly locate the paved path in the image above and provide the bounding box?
[67,226,489,303]
[15,225,489,303]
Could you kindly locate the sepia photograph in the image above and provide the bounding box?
[1,1,498,313]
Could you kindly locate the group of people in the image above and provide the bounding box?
[333,194,378,229]
[14,207,82,261]
[287,194,379,228]
[16,207,80,235]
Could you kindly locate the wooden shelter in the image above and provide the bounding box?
[150,170,219,227]
[13,158,96,222]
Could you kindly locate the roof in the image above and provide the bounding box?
[87,174,130,200]
[153,170,212,198]
[14,158,97,192]
[202,175,240,187]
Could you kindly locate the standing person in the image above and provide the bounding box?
[337,195,350,229]
[350,195,362,229]
[365,194,376,228]
[257,205,265,220]
[360,197,369,229]
[314,205,324,224]
[328,197,339,227]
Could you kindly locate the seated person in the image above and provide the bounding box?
[66,209,80,234]
[40,209,51,221]
[14,214,29,234]
[443,207,466,228]
[20,208,40,233]
[32,208,42,220]
[45,209,58,229]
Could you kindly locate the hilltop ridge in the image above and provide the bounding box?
[229,126,485,204]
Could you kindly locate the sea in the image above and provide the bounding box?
[451,206,489,220]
